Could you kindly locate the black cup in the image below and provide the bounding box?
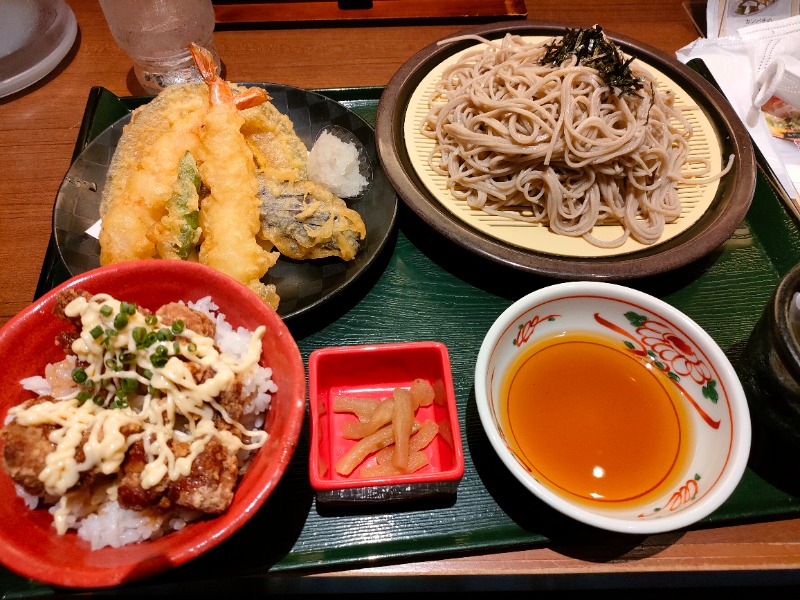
[739,264,800,476]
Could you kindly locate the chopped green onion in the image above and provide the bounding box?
[187,343,197,353]
[151,346,169,367]
[132,327,146,344]
[113,313,129,329]
[145,315,158,327]
[100,305,113,317]
[120,301,137,315]
[71,367,87,384]
[120,378,138,393]
[141,332,157,348]
[90,325,104,339]
[171,320,185,334]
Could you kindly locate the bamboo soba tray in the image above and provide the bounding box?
[4,72,800,595]
[404,36,726,257]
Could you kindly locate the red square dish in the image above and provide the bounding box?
[308,341,464,504]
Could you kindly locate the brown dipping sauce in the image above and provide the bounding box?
[501,331,693,508]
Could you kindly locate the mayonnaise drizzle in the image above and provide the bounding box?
[9,293,271,497]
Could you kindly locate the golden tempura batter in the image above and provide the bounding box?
[190,44,281,309]
[99,88,207,264]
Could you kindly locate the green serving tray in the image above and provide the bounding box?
[4,72,800,595]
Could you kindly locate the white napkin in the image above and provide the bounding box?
[676,15,800,208]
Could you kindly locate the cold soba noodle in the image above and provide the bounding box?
[420,27,734,248]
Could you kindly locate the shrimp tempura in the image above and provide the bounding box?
[190,43,281,309]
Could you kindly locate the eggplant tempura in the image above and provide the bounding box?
[99,44,367,310]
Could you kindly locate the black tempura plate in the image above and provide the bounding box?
[375,21,756,281]
[53,83,398,323]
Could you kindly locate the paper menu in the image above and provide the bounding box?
[707,0,800,38]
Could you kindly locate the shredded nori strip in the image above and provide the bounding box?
[540,25,644,96]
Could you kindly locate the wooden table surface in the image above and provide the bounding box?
[1,0,799,592]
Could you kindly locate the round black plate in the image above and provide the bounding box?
[54,83,398,322]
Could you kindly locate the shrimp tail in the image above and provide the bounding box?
[189,42,218,84]
[189,42,269,109]
[234,89,270,110]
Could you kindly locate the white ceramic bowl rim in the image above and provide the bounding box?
[475,281,751,535]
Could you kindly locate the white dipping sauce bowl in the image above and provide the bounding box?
[475,281,751,535]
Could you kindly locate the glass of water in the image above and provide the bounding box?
[98,0,221,95]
